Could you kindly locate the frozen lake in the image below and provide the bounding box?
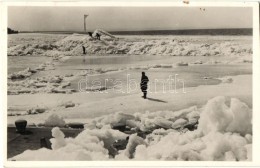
[8,55,252,93]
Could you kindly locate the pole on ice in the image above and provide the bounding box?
[84,14,88,32]
[83,14,88,63]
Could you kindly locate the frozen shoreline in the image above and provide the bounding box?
[7,74,252,125]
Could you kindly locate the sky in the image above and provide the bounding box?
[8,6,252,32]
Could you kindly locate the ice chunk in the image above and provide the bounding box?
[198,96,252,135]
[226,98,252,135]
[172,118,188,129]
[114,113,135,124]
[61,101,75,108]
[125,120,142,129]
[224,151,236,161]
[154,118,173,129]
[50,127,66,150]
[123,134,146,158]
[76,128,128,150]
[198,96,233,134]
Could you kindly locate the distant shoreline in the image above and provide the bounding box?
[18,28,252,36]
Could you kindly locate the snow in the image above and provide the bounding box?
[50,127,66,150]
[8,74,75,95]
[133,130,251,161]
[7,34,252,161]
[10,127,130,161]
[44,114,66,127]
[116,134,147,159]
[10,95,252,161]
[7,34,252,96]
[8,34,252,59]
[198,96,252,135]
[27,106,47,115]
[172,118,188,129]
[7,74,252,126]
[154,118,174,129]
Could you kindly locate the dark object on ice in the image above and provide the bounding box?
[112,138,129,151]
[183,120,199,131]
[111,123,126,132]
[7,126,81,158]
[40,137,50,149]
[15,120,27,133]
[124,129,150,139]
[27,68,37,73]
[107,145,118,157]
[137,131,147,139]
[67,122,84,129]
[88,32,93,37]
[82,45,86,55]
[110,136,129,157]
[65,102,75,108]
[96,33,101,40]
[140,72,149,99]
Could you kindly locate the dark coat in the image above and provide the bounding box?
[140,75,149,92]
[82,46,86,54]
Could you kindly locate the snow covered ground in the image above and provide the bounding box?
[9,93,252,161]
[7,33,252,161]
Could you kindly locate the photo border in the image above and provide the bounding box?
[0,1,259,167]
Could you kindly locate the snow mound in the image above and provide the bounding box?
[44,114,66,127]
[134,131,251,161]
[198,96,252,135]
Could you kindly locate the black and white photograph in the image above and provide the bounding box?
[2,2,258,164]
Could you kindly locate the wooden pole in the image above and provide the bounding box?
[84,15,88,33]
[84,15,86,32]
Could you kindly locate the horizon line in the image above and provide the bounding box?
[17,27,252,33]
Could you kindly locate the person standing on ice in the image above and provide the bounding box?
[82,45,86,54]
[82,45,86,62]
[140,72,149,99]
[96,33,101,40]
